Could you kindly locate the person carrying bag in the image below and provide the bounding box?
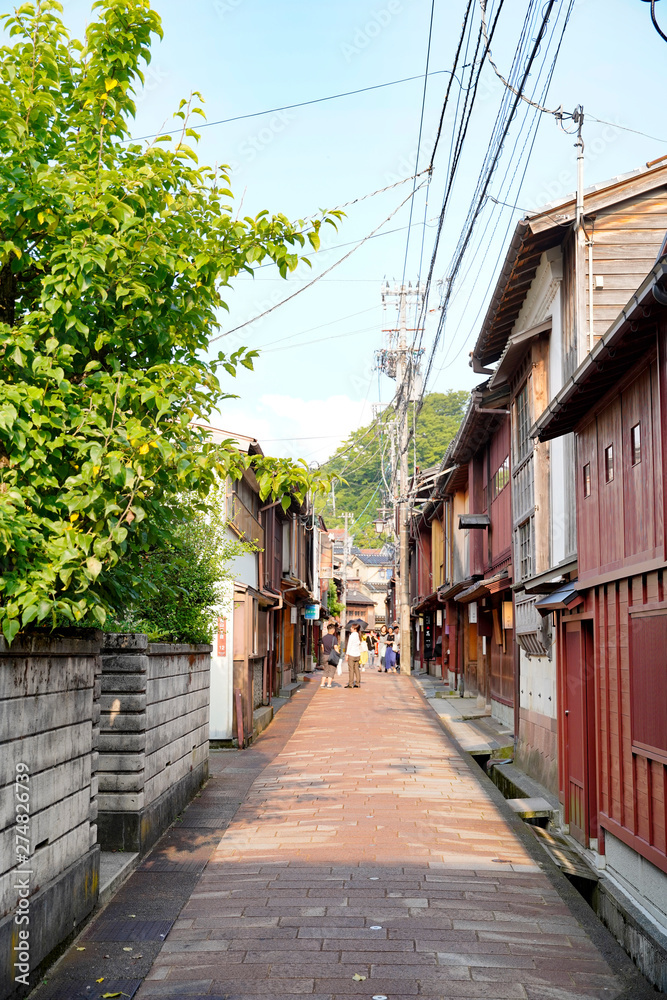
[319,623,340,689]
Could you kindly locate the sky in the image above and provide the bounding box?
[42,0,667,466]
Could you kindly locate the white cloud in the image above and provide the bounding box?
[213,393,374,464]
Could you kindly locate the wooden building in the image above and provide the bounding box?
[471,159,667,794]
[408,390,514,717]
[535,257,667,983]
[448,389,514,717]
[202,425,320,744]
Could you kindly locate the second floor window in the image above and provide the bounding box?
[492,455,510,500]
[515,383,530,465]
[518,520,532,580]
[631,423,641,466]
[605,444,614,483]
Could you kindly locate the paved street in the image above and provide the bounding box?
[128,671,648,1000]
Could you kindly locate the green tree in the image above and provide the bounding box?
[316,390,469,547]
[106,489,248,644]
[0,0,338,643]
[325,578,343,619]
[412,390,469,468]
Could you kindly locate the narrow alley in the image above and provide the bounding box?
[42,673,654,1000]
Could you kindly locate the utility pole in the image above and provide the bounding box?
[396,291,411,675]
[573,105,588,363]
[340,512,353,629]
[375,282,424,675]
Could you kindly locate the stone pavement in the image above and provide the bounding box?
[132,671,652,1000]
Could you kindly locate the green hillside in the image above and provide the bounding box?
[316,390,469,548]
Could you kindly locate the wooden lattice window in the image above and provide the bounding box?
[630,611,667,762]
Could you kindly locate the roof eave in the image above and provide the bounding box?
[534,261,667,442]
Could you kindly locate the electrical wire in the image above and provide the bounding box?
[396,0,571,449]
[253,305,378,350]
[392,0,506,421]
[400,0,436,289]
[435,0,575,371]
[420,0,562,399]
[648,0,667,42]
[478,0,570,119]
[126,69,470,143]
[209,182,426,343]
[587,115,667,145]
[262,323,377,354]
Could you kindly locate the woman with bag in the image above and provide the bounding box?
[319,623,340,689]
[377,625,388,672]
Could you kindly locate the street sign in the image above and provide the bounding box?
[216,616,227,657]
[424,612,434,659]
[304,604,320,620]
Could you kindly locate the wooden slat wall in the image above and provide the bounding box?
[594,573,667,874]
[577,358,663,580]
[588,188,667,341]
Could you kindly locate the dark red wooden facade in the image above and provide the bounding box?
[542,299,667,874]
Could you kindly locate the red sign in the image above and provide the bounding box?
[216,616,227,657]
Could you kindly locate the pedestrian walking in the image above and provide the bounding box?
[377,624,388,672]
[385,628,397,672]
[345,624,362,688]
[360,632,369,672]
[392,622,401,673]
[318,623,340,689]
[367,631,376,669]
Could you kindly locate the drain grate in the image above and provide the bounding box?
[530,826,599,880]
[42,979,142,1000]
[82,918,175,942]
[137,858,207,874]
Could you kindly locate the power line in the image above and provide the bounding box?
[478,0,570,119]
[394,0,504,420]
[419,0,571,403]
[400,0,436,288]
[253,305,378,350]
[587,115,667,145]
[646,0,667,43]
[126,69,468,143]
[263,323,376,353]
[210,182,426,343]
[435,0,576,372]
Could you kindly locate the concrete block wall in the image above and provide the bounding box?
[0,631,100,999]
[97,635,210,853]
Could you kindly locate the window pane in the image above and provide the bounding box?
[631,423,641,466]
[515,385,530,463]
[605,444,614,483]
[518,520,532,580]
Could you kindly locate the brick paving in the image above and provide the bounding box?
[129,672,652,1000]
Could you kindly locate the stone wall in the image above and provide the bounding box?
[0,632,100,1000]
[96,635,210,853]
[0,630,211,1000]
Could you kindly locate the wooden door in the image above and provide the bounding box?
[564,621,597,845]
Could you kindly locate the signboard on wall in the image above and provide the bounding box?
[216,616,227,657]
[423,612,434,658]
[290,606,297,624]
[502,601,514,630]
[304,604,320,620]
[468,602,477,623]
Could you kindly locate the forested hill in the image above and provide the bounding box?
[316,390,469,548]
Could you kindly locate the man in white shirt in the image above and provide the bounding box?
[345,624,362,688]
